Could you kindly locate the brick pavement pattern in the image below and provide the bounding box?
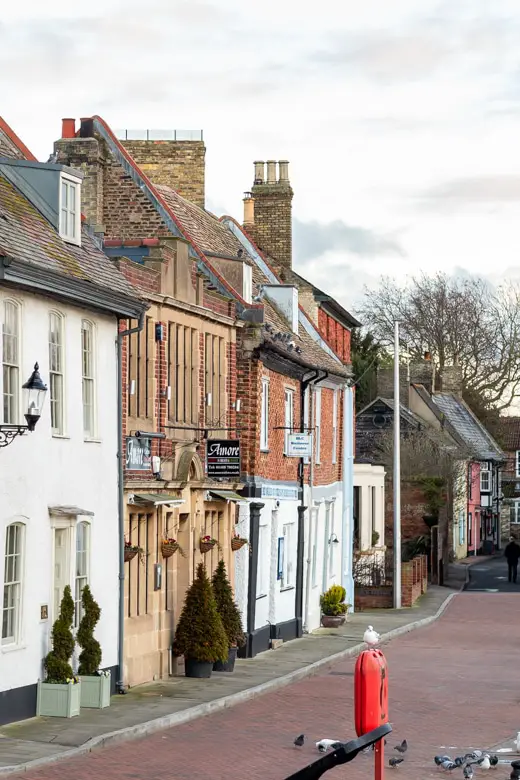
[13,593,519,780]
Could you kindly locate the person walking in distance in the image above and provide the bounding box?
[504,536,520,583]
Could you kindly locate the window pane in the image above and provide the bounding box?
[2,524,22,643]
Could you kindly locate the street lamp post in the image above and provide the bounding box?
[0,363,48,447]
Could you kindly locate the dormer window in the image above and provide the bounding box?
[243,263,252,304]
[59,173,81,246]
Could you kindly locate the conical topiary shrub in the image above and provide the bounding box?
[173,562,228,679]
[43,585,75,683]
[77,585,102,675]
[211,560,245,673]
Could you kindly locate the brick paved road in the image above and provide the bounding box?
[14,593,520,780]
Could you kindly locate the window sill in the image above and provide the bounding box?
[84,437,102,444]
[52,433,70,440]
[256,593,267,600]
[280,585,295,593]
[260,448,270,454]
[1,642,27,654]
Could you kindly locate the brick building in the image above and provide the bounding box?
[499,417,520,539]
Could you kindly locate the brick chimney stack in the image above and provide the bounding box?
[376,365,409,406]
[440,364,463,396]
[244,159,294,270]
[410,351,435,395]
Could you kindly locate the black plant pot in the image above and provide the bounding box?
[213,646,238,673]
[423,515,438,529]
[184,658,213,679]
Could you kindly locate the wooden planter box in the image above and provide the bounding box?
[37,680,81,718]
[79,673,111,709]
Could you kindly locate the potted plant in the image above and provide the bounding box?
[231,533,248,552]
[172,562,228,678]
[320,584,350,628]
[77,585,111,709]
[200,535,219,554]
[37,586,81,718]
[211,560,245,672]
[124,538,143,563]
[161,536,185,559]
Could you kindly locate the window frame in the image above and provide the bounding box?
[2,299,21,425]
[281,522,295,589]
[1,521,24,647]
[49,310,65,436]
[284,388,294,456]
[81,320,96,439]
[314,388,322,465]
[260,377,269,452]
[516,452,520,479]
[242,264,253,304]
[328,501,336,578]
[480,469,491,493]
[74,521,90,628]
[59,172,81,246]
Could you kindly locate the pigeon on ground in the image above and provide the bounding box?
[389,758,404,768]
[394,740,408,754]
[294,734,305,747]
[511,770,520,780]
[454,757,466,767]
[441,761,458,771]
[316,739,341,753]
[364,625,381,646]
[435,756,453,766]
[465,751,483,762]
[489,756,499,768]
[511,760,520,770]
[479,756,491,770]
[463,765,474,780]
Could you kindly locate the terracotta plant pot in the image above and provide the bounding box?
[124,548,138,563]
[161,542,180,559]
[184,658,213,678]
[321,614,346,628]
[231,538,247,552]
[213,646,238,673]
[200,540,216,554]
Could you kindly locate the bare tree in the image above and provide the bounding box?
[357,273,520,411]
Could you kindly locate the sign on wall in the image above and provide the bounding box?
[126,436,152,471]
[287,432,312,458]
[206,439,241,479]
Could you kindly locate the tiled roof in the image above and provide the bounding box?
[156,186,347,377]
[0,174,143,303]
[499,417,520,453]
[431,393,504,461]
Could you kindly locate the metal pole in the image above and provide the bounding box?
[393,322,402,609]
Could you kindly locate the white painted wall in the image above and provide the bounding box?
[0,290,119,696]
[303,482,344,633]
[353,464,386,550]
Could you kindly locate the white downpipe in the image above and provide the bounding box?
[393,321,402,609]
[342,384,355,609]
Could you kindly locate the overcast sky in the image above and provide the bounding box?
[2,0,520,316]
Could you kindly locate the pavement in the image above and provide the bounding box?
[6,588,520,780]
[0,585,455,775]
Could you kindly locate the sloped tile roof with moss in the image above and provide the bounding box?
[156,185,347,378]
[0,174,143,303]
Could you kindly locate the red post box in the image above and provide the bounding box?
[354,649,389,780]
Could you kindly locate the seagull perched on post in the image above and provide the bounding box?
[363,625,380,647]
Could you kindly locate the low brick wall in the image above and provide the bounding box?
[355,555,428,611]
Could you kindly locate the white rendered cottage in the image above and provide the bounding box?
[0,142,145,724]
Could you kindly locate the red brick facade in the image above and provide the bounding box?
[318,309,351,363]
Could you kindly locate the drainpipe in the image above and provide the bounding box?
[299,370,328,634]
[116,313,145,695]
[342,383,355,611]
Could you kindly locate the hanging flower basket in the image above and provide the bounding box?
[161,538,185,559]
[200,535,219,554]
[124,541,142,563]
[231,536,248,552]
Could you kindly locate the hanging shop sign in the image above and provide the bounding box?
[206,439,241,479]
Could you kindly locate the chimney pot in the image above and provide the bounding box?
[79,118,94,138]
[254,161,265,184]
[278,160,289,183]
[266,160,277,184]
[243,193,255,225]
[61,118,76,139]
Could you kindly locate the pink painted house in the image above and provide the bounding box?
[467,462,480,556]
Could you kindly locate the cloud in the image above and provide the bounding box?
[293,218,405,262]
[419,176,520,208]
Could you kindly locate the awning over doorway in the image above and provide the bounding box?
[207,490,245,503]
[128,493,185,507]
[49,505,95,516]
